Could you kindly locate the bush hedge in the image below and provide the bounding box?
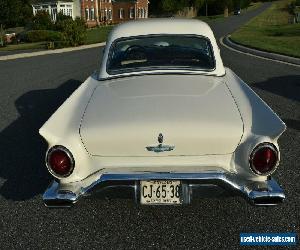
[25,30,63,42]
[31,11,53,30]
[56,17,87,46]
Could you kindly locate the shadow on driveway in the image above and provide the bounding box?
[253,75,300,131]
[0,79,81,201]
[253,75,300,103]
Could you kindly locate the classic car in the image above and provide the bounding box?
[40,19,286,207]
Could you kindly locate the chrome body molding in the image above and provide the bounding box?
[43,171,285,207]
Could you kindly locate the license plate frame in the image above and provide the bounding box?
[140,180,183,205]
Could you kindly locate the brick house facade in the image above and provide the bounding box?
[81,0,98,27]
[32,0,149,27]
[82,0,149,27]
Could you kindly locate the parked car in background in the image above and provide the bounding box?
[4,32,16,44]
[234,9,241,15]
[40,19,286,208]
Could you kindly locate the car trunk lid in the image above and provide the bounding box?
[80,75,243,156]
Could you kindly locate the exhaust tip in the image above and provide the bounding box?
[251,196,285,206]
[44,199,75,208]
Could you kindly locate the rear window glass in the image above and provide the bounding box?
[107,35,215,74]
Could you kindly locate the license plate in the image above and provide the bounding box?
[140,180,182,205]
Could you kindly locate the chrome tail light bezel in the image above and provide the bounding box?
[46,145,75,178]
[249,143,279,176]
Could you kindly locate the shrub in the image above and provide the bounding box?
[56,17,87,46]
[31,11,53,30]
[0,35,6,47]
[25,30,63,42]
[54,40,67,49]
[0,24,5,47]
[56,12,72,24]
[11,36,18,44]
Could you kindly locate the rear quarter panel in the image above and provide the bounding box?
[224,68,286,180]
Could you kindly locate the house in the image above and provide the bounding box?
[32,0,149,27]
[32,1,81,22]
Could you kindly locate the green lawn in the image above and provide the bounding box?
[85,25,114,44]
[196,14,225,22]
[231,0,300,58]
[0,26,114,52]
[0,42,46,51]
[196,2,263,22]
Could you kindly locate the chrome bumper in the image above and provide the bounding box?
[43,172,285,208]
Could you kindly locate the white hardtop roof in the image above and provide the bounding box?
[99,19,225,79]
[109,18,215,40]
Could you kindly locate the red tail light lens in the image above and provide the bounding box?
[46,146,75,178]
[250,143,278,175]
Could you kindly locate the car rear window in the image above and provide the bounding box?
[107,35,215,74]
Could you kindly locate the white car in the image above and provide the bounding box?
[41,19,286,207]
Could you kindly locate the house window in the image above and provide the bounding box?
[138,8,141,18]
[85,8,89,20]
[119,8,124,19]
[100,9,104,21]
[129,7,134,19]
[108,9,112,20]
[141,8,144,18]
[90,8,95,20]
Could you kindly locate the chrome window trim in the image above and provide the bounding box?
[106,34,217,76]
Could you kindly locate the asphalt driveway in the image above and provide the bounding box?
[0,3,299,249]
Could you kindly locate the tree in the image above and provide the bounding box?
[55,12,73,31]
[221,0,233,17]
[56,17,87,46]
[0,24,5,46]
[161,0,205,14]
[31,11,53,30]
[161,0,182,14]
[0,0,33,28]
[190,0,205,9]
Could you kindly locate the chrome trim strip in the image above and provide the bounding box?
[43,171,285,207]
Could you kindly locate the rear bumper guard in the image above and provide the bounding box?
[43,172,285,208]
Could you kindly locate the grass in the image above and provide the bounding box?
[0,42,46,51]
[85,25,114,44]
[196,14,225,22]
[196,2,263,22]
[231,0,300,58]
[0,25,114,52]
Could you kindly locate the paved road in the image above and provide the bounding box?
[0,3,299,249]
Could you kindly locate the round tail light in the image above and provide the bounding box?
[249,143,278,175]
[46,146,75,178]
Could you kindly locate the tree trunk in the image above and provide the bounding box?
[224,6,229,17]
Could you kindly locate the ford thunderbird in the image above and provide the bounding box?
[40,19,286,207]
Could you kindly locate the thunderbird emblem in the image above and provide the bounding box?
[146,133,175,153]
